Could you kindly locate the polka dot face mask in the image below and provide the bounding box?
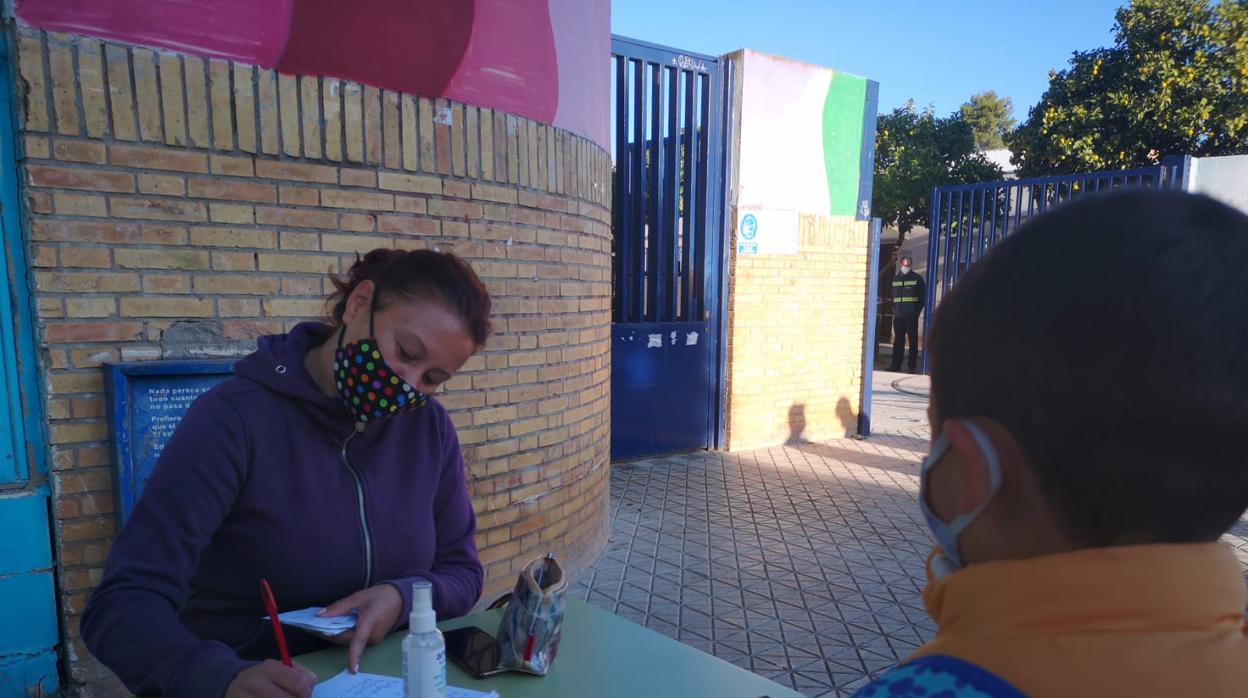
[332,305,429,424]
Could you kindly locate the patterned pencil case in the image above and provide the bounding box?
[496,554,567,675]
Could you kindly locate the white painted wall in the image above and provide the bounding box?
[1189,154,1248,215]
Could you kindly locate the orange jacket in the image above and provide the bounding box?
[912,542,1248,697]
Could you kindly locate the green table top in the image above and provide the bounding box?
[297,598,804,698]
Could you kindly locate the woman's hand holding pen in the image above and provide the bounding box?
[319,584,405,674]
[225,660,316,698]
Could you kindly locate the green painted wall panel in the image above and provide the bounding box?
[822,73,868,217]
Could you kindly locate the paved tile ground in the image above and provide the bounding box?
[572,370,1248,697]
[863,371,929,442]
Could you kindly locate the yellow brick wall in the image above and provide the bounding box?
[724,214,869,450]
[16,29,611,694]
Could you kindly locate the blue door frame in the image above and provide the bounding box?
[0,27,60,697]
[609,36,732,460]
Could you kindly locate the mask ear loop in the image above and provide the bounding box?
[942,423,1004,533]
[367,282,378,337]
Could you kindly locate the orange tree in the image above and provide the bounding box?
[872,101,1003,242]
[1011,0,1248,176]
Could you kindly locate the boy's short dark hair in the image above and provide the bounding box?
[929,190,1248,547]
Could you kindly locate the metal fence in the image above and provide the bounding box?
[611,41,724,325]
[921,158,1187,370]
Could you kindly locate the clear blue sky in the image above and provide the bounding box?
[612,0,1126,121]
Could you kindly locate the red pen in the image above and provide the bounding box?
[261,579,293,667]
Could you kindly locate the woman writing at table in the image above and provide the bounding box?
[82,249,491,698]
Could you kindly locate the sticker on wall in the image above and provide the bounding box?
[736,207,799,256]
[737,212,759,255]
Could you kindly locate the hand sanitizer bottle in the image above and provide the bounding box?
[401,581,446,698]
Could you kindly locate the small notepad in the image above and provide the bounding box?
[262,607,358,636]
[312,670,499,698]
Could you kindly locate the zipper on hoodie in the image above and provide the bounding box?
[339,422,374,589]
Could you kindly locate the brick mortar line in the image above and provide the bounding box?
[26,187,612,236]
[28,242,611,273]
[26,177,611,215]
[29,255,611,278]
[39,353,610,379]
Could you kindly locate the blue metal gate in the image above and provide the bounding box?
[922,160,1186,371]
[610,36,730,460]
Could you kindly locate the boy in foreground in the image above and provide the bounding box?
[853,190,1248,697]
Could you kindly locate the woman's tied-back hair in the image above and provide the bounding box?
[327,248,492,346]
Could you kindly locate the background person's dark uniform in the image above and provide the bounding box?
[889,267,925,372]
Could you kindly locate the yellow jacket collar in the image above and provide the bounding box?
[923,542,1247,636]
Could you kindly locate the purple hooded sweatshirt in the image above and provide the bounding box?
[81,323,483,698]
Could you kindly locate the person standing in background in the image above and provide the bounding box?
[889,255,926,373]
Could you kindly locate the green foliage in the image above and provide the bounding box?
[872,101,1005,236]
[1011,0,1248,176]
[959,91,1017,150]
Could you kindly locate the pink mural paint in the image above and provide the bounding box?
[15,0,611,149]
[548,0,611,149]
[14,0,291,65]
[443,0,558,125]
[275,0,474,97]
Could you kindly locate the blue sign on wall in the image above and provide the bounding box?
[104,361,237,524]
[740,213,758,240]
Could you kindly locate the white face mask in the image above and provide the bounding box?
[920,422,1003,578]
[900,265,911,274]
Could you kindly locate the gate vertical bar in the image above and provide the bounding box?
[975,188,987,262]
[613,55,631,321]
[940,189,953,297]
[965,190,976,270]
[959,191,971,279]
[859,217,882,435]
[949,191,963,285]
[923,188,942,373]
[694,72,712,323]
[645,63,663,321]
[680,69,698,321]
[664,65,681,321]
[988,185,999,246]
[1012,182,1023,230]
[629,58,647,323]
[709,57,732,449]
